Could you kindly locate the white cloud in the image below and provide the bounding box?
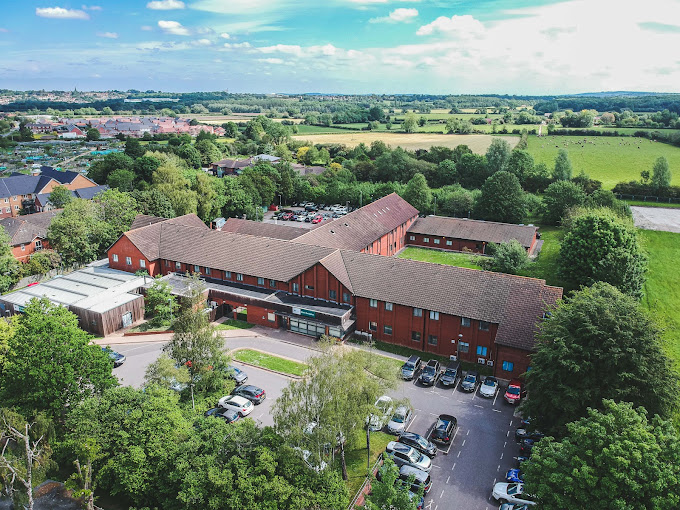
[416,14,484,37]
[141,25,153,31]
[192,38,212,46]
[81,5,102,10]
[158,20,190,36]
[223,42,252,49]
[259,44,303,56]
[196,27,214,34]
[147,0,185,10]
[220,33,230,39]
[370,7,418,23]
[259,58,284,64]
[35,7,90,20]
[96,31,118,39]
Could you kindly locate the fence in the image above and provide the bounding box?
[616,194,680,205]
[347,453,383,510]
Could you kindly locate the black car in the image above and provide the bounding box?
[418,360,441,386]
[204,408,241,423]
[430,414,457,445]
[439,360,460,387]
[398,431,437,458]
[515,429,545,442]
[459,371,478,392]
[519,442,534,457]
[231,384,266,404]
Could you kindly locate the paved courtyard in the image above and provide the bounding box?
[631,205,680,233]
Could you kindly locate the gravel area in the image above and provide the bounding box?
[631,206,680,233]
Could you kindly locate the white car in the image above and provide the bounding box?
[491,483,536,506]
[218,395,254,416]
[368,395,394,431]
[385,441,432,472]
[293,447,328,472]
[480,376,499,398]
[386,405,413,435]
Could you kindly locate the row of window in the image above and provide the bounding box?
[3,195,32,203]
[2,206,20,213]
[368,299,490,331]
[112,254,146,268]
[19,240,42,252]
[408,235,453,246]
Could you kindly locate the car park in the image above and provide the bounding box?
[231,384,266,404]
[504,379,526,404]
[401,355,421,380]
[491,483,536,506]
[418,360,440,386]
[384,441,432,472]
[312,216,322,224]
[398,465,432,495]
[204,407,241,423]
[439,360,460,387]
[218,395,254,416]
[225,365,248,385]
[430,414,457,445]
[460,371,479,392]
[368,395,394,431]
[386,405,413,434]
[103,347,126,367]
[397,431,437,458]
[479,376,499,398]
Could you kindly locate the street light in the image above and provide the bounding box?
[433,196,437,216]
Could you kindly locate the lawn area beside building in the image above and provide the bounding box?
[232,349,308,377]
[344,431,394,503]
[215,318,255,330]
[397,247,482,269]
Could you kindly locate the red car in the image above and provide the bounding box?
[281,212,293,221]
[504,379,526,405]
[311,216,323,224]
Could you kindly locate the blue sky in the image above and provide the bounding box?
[1,0,680,94]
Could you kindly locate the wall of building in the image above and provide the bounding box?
[290,263,352,304]
[494,345,532,379]
[108,236,155,275]
[363,217,417,256]
[406,233,487,254]
[0,193,36,218]
[12,238,49,263]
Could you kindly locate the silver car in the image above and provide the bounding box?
[385,441,432,472]
[480,376,499,398]
[386,405,413,435]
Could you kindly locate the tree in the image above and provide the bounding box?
[0,229,21,293]
[193,172,218,222]
[106,169,135,192]
[133,155,161,184]
[506,150,534,184]
[223,121,238,138]
[540,180,586,225]
[48,185,73,208]
[522,283,679,436]
[145,277,178,327]
[47,199,105,264]
[65,438,102,510]
[523,400,680,509]
[558,210,647,298]
[456,153,489,189]
[474,171,527,223]
[94,189,140,248]
[478,240,530,274]
[368,106,385,122]
[195,140,222,167]
[552,149,572,180]
[87,152,134,184]
[131,188,175,218]
[0,298,117,418]
[85,128,100,141]
[485,138,511,174]
[650,156,672,189]
[430,160,456,188]
[402,113,417,133]
[144,353,190,390]
[152,155,197,216]
[175,143,202,169]
[402,173,431,213]
[366,457,420,510]
[124,137,145,159]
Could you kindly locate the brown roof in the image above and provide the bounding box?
[211,158,252,169]
[295,193,418,251]
[0,210,62,246]
[123,214,207,260]
[220,218,307,241]
[130,214,167,231]
[408,216,538,248]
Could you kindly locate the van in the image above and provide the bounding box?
[398,465,432,494]
[401,355,421,380]
[440,360,461,387]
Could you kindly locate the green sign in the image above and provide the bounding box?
[300,309,316,318]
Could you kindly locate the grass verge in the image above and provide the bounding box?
[397,247,483,269]
[344,431,393,501]
[232,349,307,377]
[518,226,570,290]
[215,319,255,330]
[625,200,680,209]
[127,321,171,333]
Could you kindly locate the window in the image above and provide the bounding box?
[225,271,232,279]
[429,311,439,320]
[434,239,440,245]
[369,298,378,308]
[384,325,392,335]
[459,341,470,353]
[126,256,132,265]
[164,260,169,267]
[292,283,299,293]
[461,317,471,327]
[269,279,276,288]
[34,240,42,250]
[329,289,337,300]
[413,307,422,317]
[20,244,25,251]
[385,302,393,311]
[257,277,264,285]
[305,284,314,290]
[502,361,514,372]
[409,235,415,241]
[3,199,6,204]
[139,259,146,268]
[369,321,377,331]
[11,196,16,201]
[343,292,350,303]
[268,312,276,322]
[205,267,211,275]
[428,335,438,346]
[479,321,490,331]
[112,254,119,262]
[476,346,488,356]
[411,331,421,342]
[237,273,244,282]
[175,262,181,270]
[4,208,8,213]
[446,240,452,246]
[14,205,19,211]
[423,237,429,243]
[194,265,200,273]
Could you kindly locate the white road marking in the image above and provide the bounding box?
[504,441,507,448]
[506,430,510,437]
[446,476,450,484]
[451,462,456,471]
[405,414,418,432]
[493,409,502,413]
[471,388,477,401]
[432,465,441,469]
[461,439,466,447]
[497,464,501,471]
[500,453,504,460]
[440,490,444,499]
[457,400,467,404]
[493,389,500,406]
[457,450,461,458]
[466,429,470,436]
[474,404,484,409]
[509,420,513,427]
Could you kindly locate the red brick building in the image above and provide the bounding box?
[0,210,61,262]
[107,194,561,378]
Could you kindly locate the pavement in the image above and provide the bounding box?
[631,205,680,233]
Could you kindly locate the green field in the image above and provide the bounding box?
[294,124,355,135]
[232,349,307,376]
[527,135,680,189]
[397,246,483,269]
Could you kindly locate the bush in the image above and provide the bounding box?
[478,240,530,274]
[541,181,587,225]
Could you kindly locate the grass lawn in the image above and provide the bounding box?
[640,230,680,365]
[344,431,394,501]
[526,134,680,189]
[215,319,254,330]
[127,321,171,333]
[517,226,570,290]
[295,124,356,135]
[626,200,680,208]
[397,246,482,269]
[232,349,307,377]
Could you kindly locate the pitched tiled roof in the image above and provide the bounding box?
[39,166,93,185]
[123,214,207,260]
[295,193,419,251]
[34,185,109,207]
[408,216,538,249]
[220,218,307,240]
[130,214,168,231]
[0,175,44,198]
[0,210,62,245]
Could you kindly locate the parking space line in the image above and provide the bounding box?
[451,462,456,471]
[446,476,450,484]
[439,490,444,499]
[506,430,510,437]
[509,419,513,427]
[461,439,466,447]
[466,429,470,436]
[474,404,483,408]
[456,450,461,458]
[500,453,503,460]
[497,464,501,472]
[405,414,418,432]
[471,388,477,401]
[493,389,500,406]
[493,409,502,413]
[504,441,507,448]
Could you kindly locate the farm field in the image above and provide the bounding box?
[292,132,519,152]
[526,135,680,189]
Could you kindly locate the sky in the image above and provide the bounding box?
[1,0,680,94]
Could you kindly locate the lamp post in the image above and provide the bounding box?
[433,196,437,216]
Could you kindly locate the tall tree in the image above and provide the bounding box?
[552,149,573,180]
[456,153,489,189]
[46,199,107,264]
[474,171,527,223]
[506,149,534,184]
[650,156,672,189]
[523,400,680,509]
[124,137,146,159]
[402,113,417,133]
[0,229,21,293]
[522,282,679,436]
[85,128,100,142]
[485,138,512,174]
[402,173,432,213]
[478,240,530,275]
[540,180,586,225]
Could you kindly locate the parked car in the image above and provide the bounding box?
[231,384,266,404]
[281,212,293,220]
[218,395,254,417]
[500,504,532,510]
[504,379,526,405]
[430,414,457,445]
[204,407,240,423]
[505,468,524,483]
[519,443,534,457]
[312,216,322,224]
[103,347,126,367]
[439,360,460,387]
[225,365,248,385]
[384,441,432,472]
[367,395,394,431]
[398,431,437,458]
[401,355,421,380]
[460,371,479,392]
[515,429,545,442]
[305,204,318,212]
[491,483,536,506]
[398,465,432,495]
[480,376,499,398]
[304,215,313,222]
[293,447,328,472]
[418,360,441,386]
[386,405,414,434]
